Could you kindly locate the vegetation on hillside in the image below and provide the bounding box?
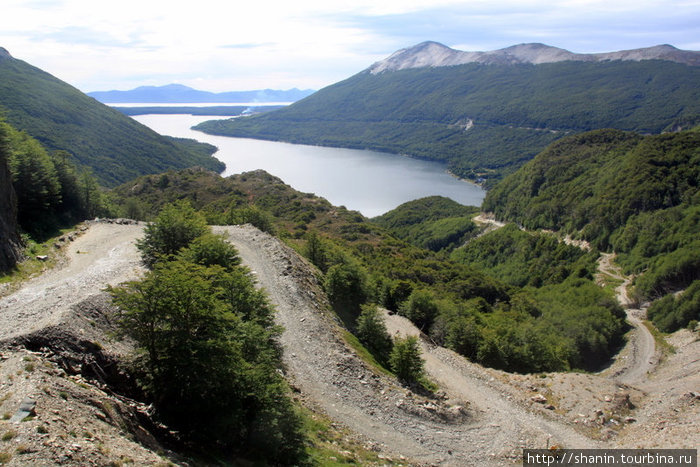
[195,60,700,184]
[484,128,700,331]
[1,118,107,238]
[109,168,627,373]
[109,201,306,463]
[371,196,480,252]
[0,53,222,186]
[450,224,598,287]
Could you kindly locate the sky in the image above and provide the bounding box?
[2,0,699,93]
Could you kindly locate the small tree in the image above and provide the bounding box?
[178,232,241,271]
[356,304,393,364]
[400,289,439,331]
[110,259,305,463]
[389,335,425,385]
[304,230,328,272]
[325,260,369,316]
[137,200,208,267]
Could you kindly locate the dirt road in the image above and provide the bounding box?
[0,222,144,344]
[217,225,600,465]
[596,253,657,384]
[7,222,685,465]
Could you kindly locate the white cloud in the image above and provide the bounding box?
[1,0,698,92]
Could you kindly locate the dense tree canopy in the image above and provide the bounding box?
[111,202,306,463]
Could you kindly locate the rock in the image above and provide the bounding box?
[545,404,555,410]
[36,255,49,261]
[10,396,37,422]
[612,392,634,410]
[531,394,547,403]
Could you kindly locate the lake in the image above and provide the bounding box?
[132,113,486,217]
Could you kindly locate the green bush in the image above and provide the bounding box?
[110,258,305,463]
[647,280,700,332]
[136,200,208,267]
[389,336,425,385]
[356,304,393,365]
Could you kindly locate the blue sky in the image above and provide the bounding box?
[2,0,699,93]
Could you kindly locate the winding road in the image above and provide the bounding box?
[3,222,636,465]
[597,253,657,384]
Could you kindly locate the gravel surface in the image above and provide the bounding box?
[1,222,696,466]
[0,222,144,344]
[218,225,601,466]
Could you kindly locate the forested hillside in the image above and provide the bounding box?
[371,196,480,252]
[0,117,107,238]
[0,48,223,186]
[109,168,626,374]
[195,59,700,184]
[484,128,700,331]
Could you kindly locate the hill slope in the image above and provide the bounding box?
[0,48,223,186]
[195,42,700,184]
[483,128,700,330]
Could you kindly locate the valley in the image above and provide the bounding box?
[0,221,696,465]
[0,40,698,466]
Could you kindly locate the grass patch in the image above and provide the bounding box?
[0,227,77,295]
[643,321,675,357]
[301,406,404,465]
[340,329,393,378]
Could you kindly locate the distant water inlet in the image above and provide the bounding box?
[132,113,486,217]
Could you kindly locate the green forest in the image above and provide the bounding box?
[484,128,700,331]
[0,117,107,238]
[195,60,700,185]
[105,168,627,374]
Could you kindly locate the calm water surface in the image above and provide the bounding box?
[133,114,485,217]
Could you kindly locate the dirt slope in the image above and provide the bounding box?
[1,222,696,466]
[218,225,600,466]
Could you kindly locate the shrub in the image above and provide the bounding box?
[136,200,208,268]
[389,336,425,385]
[356,304,393,364]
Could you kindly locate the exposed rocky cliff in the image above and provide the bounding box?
[0,146,22,272]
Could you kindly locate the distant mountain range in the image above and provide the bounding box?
[88,84,315,103]
[0,48,223,186]
[195,41,700,185]
[368,41,700,73]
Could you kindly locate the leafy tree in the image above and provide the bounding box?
[400,289,439,331]
[226,205,275,234]
[304,230,328,272]
[389,336,425,384]
[356,304,393,364]
[137,200,209,267]
[110,258,305,463]
[325,259,370,316]
[6,124,61,235]
[178,232,241,271]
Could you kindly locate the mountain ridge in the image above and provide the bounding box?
[88,84,315,103]
[368,41,700,73]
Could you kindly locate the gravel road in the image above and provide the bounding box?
[4,223,659,466]
[597,253,657,384]
[217,225,600,466]
[0,222,144,344]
